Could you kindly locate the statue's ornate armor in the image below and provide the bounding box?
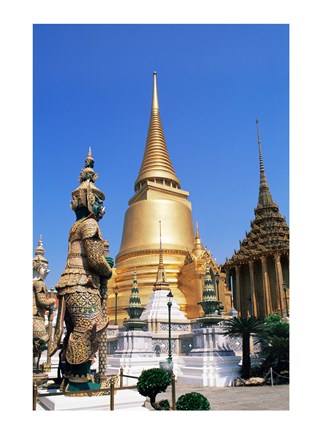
[53,215,111,365]
[57,215,110,294]
[33,278,54,342]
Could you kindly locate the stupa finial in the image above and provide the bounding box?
[153,221,169,290]
[256,117,265,173]
[152,71,159,111]
[159,220,163,268]
[195,221,200,238]
[255,118,275,207]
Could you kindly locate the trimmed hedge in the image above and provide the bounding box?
[137,368,171,410]
[176,392,211,411]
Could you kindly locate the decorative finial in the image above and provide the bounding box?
[193,220,204,257]
[195,221,200,238]
[158,220,163,268]
[71,149,105,213]
[153,220,169,290]
[152,71,159,111]
[255,118,275,207]
[256,117,264,172]
[256,117,260,141]
[35,234,45,256]
[33,234,48,265]
[84,147,95,170]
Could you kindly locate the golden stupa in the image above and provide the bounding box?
[108,72,232,323]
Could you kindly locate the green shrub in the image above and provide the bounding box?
[176,392,210,411]
[259,315,289,375]
[158,399,170,410]
[137,368,171,410]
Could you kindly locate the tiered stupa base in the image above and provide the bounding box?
[177,326,241,387]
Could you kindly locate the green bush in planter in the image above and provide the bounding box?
[176,392,210,411]
[137,368,171,410]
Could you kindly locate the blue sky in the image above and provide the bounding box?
[33,24,289,289]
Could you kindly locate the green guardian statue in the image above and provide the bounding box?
[49,148,113,392]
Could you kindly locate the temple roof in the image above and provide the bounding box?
[134,72,181,191]
[225,119,289,266]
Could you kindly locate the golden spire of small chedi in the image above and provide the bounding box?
[108,72,232,323]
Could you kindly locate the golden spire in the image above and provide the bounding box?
[153,221,169,291]
[195,221,200,239]
[152,70,159,111]
[192,220,204,257]
[134,71,181,191]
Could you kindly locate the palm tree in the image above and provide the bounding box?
[223,316,265,379]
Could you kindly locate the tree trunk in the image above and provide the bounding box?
[36,353,42,373]
[241,334,251,379]
[150,394,163,411]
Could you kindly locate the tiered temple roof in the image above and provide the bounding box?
[225,119,289,266]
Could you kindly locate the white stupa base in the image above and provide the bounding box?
[108,355,183,386]
[37,389,147,411]
[114,330,155,358]
[177,354,241,387]
[192,325,236,353]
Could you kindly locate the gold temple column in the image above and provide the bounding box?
[225,270,230,292]
[234,265,241,314]
[274,253,284,317]
[261,256,272,315]
[225,269,234,310]
[225,270,232,306]
[248,260,257,317]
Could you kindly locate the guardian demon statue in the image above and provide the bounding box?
[50,149,113,392]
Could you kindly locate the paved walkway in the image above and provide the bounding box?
[144,383,289,410]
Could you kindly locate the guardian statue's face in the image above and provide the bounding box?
[39,263,49,280]
[92,195,105,221]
